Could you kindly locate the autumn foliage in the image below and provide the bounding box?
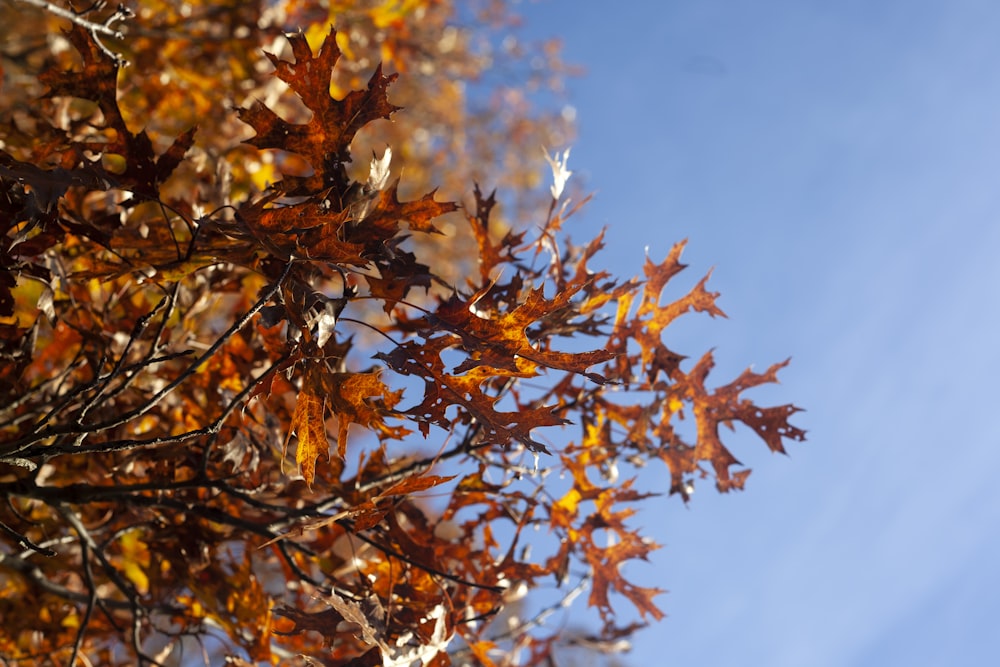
[0,2,804,665]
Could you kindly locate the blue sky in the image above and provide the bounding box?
[514,2,1000,665]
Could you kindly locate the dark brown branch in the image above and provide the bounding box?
[12,330,293,460]
[81,265,288,430]
[1,476,215,504]
[2,262,291,456]
[340,520,505,594]
[15,349,188,443]
[58,504,140,603]
[69,536,99,667]
[0,550,170,612]
[75,295,171,423]
[0,517,56,556]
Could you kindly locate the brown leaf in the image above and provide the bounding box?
[433,281,616,381]
[39,26,195,200]
[466,184,524,282]
[342,181,457,240]
[365,249,434,314]
[381,473,456,498]
[671,352,806,494]
[274,605,345,639]
[239,27,400,194]
[238,197,367,264]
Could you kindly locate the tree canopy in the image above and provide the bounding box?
[0,1,805,665]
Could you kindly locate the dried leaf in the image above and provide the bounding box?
[239,27,400,193]
[284,380,328,487]
[325,371,407,458]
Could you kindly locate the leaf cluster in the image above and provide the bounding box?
[0,5,803,666]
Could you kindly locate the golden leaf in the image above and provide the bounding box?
[284,384,329,487]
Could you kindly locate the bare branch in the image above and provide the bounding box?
[11,0,132,62]
[0,517,56,556]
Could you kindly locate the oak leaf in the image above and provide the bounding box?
[284,379,329,487]
[239,27,400,194]
[324,370,408,459]
[39,27,195,202]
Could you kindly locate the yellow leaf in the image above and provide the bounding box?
[304,22,331,53]
[468,640,499,666]
[370,0,422,29]
[334,29,355,61]
[119,529,151,594]
[284,386,328,487]
[555,488,582,515]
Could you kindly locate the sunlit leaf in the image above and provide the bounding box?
[0,6,802,665]
[285,380,329,487]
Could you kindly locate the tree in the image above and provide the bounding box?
[0,2,805,665]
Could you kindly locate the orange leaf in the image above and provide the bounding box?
[325,371,407,459]
[284,382,329,487]
[380,473,456,498]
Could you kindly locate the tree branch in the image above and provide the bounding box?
[0,516,56,556]
[11,0,132,63]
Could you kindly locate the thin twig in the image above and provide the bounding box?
[75,295,170,423]
[450,575,591,662]
[12,0,123,38]
[0,517,56,556]
[342,521,505,594]
[11,0,132,63]
[0,551,174,612]
[57,504,139,602]
[69,537,99,666]
[6,264,293,458]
